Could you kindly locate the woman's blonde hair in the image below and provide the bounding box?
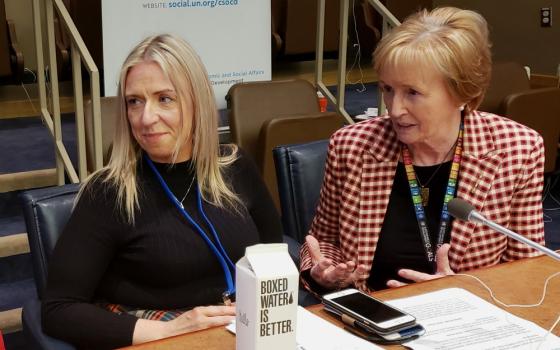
[82,34,241,223]
[373,7,492,114]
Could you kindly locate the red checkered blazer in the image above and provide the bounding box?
[300,111,545,292]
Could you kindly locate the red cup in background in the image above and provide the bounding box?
[317,91,328,112]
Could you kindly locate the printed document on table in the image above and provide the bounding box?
[227,306,381,350]
[386,288,560,350]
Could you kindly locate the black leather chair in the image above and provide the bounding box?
[20,184,79,350]
[273,140,330,244]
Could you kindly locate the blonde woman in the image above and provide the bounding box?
[301,7,545,295]
[42,34,282,348]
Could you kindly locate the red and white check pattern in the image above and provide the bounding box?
[300,111,545,292]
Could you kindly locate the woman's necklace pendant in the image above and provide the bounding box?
[420,187,429,206]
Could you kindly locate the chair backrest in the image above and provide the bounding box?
[54,1,72,80]
[67,0,103,70]
[227,79,320,162]
[259,112,344,208]
[479,61,560,173]
[85,96,118,172]
[503,88,560,173]
[21,184,80,298]
[479,61,531,114]
[282,0,339,55]
[0,0,11,78]
[1,0,24,82]
[273,139,329,243]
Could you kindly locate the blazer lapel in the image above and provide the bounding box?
[449,112,503,268]
[354,120,399,290]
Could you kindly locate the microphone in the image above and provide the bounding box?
[448,198,560,262]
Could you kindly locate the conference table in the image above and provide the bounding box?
[122,254,560,349]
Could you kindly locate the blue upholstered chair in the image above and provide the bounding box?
[273,140,329,306]
[19,182,310,345]
[20,184,79,350]
[273,139,329,244]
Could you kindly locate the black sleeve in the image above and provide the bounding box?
[228,148,284,243]
[41,181,138,349]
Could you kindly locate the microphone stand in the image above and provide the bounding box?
[469,211,560,262]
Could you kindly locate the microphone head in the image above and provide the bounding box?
[448,198,475,221]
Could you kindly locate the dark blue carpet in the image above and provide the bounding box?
[0,115,78,174]
[0,191,26,237]
[0,254,33,287]
[3,331,28,350]
[0,215,25,239]
[0,278,36,311]
[0,189,34,312]
[327,82,379,117]
[0,191,25,238]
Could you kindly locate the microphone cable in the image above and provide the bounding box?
[21,68,39,117]
[346,0,366,93]
[452,271,560,349]
[447,198,560,347]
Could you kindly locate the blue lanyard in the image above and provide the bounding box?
[144,155,236,299]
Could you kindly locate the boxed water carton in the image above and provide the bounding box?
[236,243,298,350]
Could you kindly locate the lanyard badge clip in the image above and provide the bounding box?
[222,291,236,306]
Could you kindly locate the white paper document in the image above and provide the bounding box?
[386,288,560,350]
[227,306,381,350]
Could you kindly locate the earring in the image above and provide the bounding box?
[459,105,465,111]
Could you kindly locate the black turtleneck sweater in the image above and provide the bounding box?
[42,150,282,349]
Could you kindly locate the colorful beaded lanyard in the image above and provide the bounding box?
[401,121,463,264]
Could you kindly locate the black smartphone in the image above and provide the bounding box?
[323,288,416,334]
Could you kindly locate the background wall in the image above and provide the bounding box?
[4,0,560,75]
[435,0,560,75]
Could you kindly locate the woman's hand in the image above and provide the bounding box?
[386,244,454,288]
[133,305,235,344]
[167,305,235,335]
[307,235,367,289]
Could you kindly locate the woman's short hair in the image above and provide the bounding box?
[88,34,240,223]
[373,7,492,114]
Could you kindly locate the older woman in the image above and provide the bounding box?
[300,7,545,294]
[42,34,282,348]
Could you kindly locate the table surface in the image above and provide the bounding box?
[121,254,560,349]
